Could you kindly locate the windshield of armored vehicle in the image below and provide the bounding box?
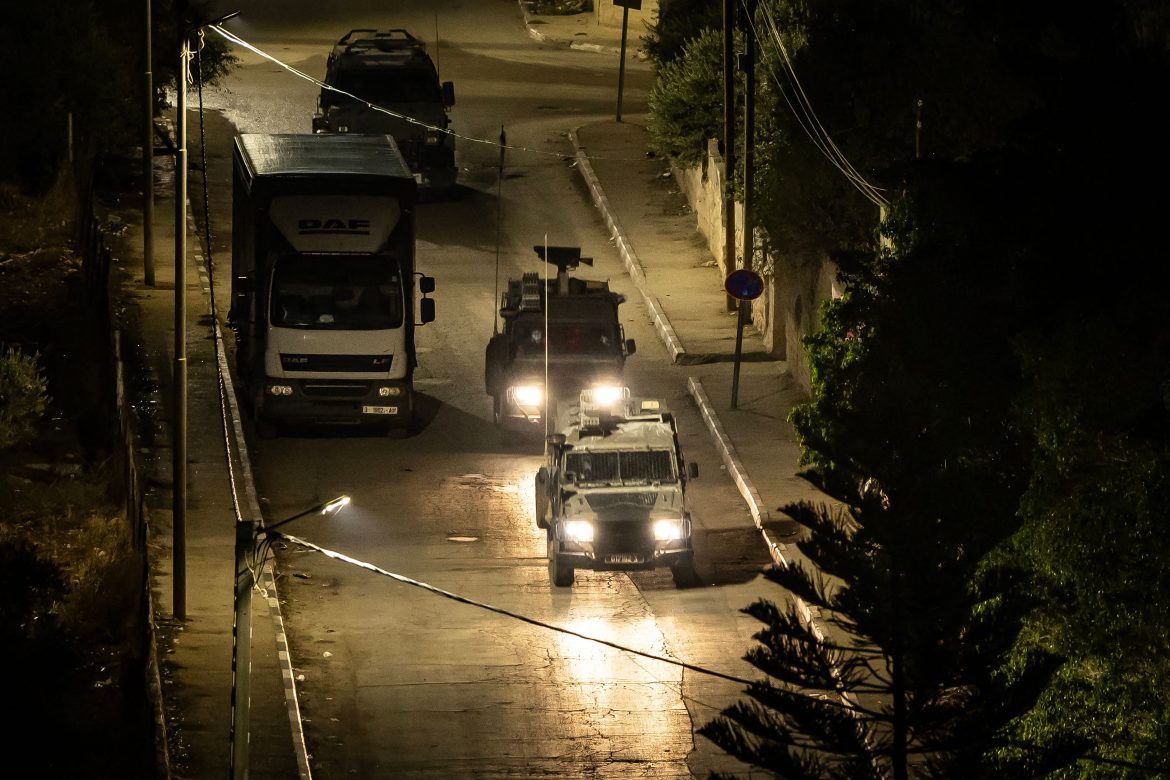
[271,254,404,330]
[329,70,440,106]
[513,314,618,356]
[565,450,676,485]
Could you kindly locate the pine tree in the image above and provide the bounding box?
[702,162,1086,777]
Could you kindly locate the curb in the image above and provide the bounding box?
[517,1,630,57]
[686,378,833,643]
[568,127,687,364]
[190,197,313,778]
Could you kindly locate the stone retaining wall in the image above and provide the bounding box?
[671,138,841,394]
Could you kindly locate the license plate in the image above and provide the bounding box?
[605,554,643,564]
[362,406,398,415]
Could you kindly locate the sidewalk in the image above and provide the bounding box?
[571,120,835,609]
[125,116,303,778]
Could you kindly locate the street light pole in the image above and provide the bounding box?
[173,27,189,621]
[143,0,155,286]
[231,495,348,780]
[171,5,241,623]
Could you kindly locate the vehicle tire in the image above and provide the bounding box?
[548,537,574,587]
[670,553,699,588]
[535,472,549,529]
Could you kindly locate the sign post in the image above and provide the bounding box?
[614,0,642,122]
[725,268,764,409]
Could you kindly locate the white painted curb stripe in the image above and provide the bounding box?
[569,128,687,364]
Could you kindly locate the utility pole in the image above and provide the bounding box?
[173,9,189,621]
[231,517,256,780]
[741,0,756,279]
[143,0,155,286]
[723,0,737,312]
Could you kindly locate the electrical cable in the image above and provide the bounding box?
[194,32,248,537]
[745,2,888,207]
[207,25,649,164]
[271,530,756,687]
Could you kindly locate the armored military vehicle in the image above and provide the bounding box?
[313,29,457,192]
[536,388,699,587]
[484,246,635,432]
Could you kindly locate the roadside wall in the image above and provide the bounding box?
[594,0,659,30]
[671,138,840,394]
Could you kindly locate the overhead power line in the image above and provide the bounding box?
[272,530,757,687]
[207,25,647,163]
[744,1,888,207]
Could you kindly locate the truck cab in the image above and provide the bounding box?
[536,388,698,587]
[485,246,635,434]
[312,29,457,193]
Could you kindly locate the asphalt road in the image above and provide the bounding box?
[191,1,779,775]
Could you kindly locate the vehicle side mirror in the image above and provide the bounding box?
[687,462,699,479]
[441,81,455,107]
[418,274,435,294]
[625,339,636,356]
[419,297,436,324]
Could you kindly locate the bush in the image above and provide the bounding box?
[0,344,49,450]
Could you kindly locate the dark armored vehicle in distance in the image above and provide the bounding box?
[313,29,457,193]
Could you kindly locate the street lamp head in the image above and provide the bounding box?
[263,494,351,535]
[184,9,240,34]
[208,10,241,27]
[322,495,351,516]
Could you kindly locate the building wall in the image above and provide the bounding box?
[671,138,841,394]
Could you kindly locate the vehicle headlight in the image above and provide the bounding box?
[652,517,685,541]
[511,384,543,407]
[378,386,403,397]
[563,519,595,543]
[266,384,293,397]
[425,132,441,145]
[588,384,625,406]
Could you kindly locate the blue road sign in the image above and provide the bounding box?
[724,268,764,301]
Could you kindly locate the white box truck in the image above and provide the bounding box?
[229,133,435,436]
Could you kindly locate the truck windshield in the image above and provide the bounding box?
[330,70,440,106]
[514,316,618,356]
[565,450,676,485]
[271,254,404,330]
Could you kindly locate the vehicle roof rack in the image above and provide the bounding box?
[333,29,428,57]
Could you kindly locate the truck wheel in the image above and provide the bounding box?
[535,471,549,529]
[548,538,574,587]
[670,553,699,588]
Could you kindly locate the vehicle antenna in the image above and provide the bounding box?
[493,126,505,335]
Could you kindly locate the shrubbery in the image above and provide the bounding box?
[0,344,49,450]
